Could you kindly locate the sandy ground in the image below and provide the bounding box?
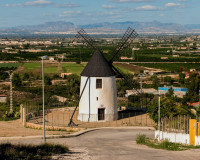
[0,119,68,137]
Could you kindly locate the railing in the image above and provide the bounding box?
[22,105,155,128]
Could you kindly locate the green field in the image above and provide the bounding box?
[23,63,41,71]
[114,65,132,74]
[135,63,200,72]
[7,62,133,75]
[62,63,86,75]
[0,63,20,68]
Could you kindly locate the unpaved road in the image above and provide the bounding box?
[2,128,200,160]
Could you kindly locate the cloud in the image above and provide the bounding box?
[165,3,185,8]
[59,11,82,17]
[102,5,116,9]
[177,0,186,1]
[165,3,181,7]
[159,14,165,17]
[109,0,153,3]
[5,0,52,7]
[54,3,80,8]
[24,0,52,6]
[5,1,80,8]
[134,5,162,11]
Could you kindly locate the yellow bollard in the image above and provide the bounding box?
[189,119,197,146]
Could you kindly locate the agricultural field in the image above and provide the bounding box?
[0,63,20,68]
[114,63,147,74]
[11,62,87,75]
[135,63,200,72]
[62,63,86,75]
[22,63,41,72]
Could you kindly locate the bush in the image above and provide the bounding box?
[0,143,69,160]
[136,134,147,144]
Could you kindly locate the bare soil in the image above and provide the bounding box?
[0,119,67,137]
[114,63,146,73]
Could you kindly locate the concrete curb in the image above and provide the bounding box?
[0,126,155,141]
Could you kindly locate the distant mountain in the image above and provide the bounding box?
[0,21,200,35]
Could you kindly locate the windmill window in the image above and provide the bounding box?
[96,79,102,89]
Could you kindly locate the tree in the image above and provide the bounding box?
[151,75,160,89]
[147,96,190,123]
[12,73,22,88]
[179,73,185,84]
[0,71,9,81]
[184,72,200,103]
[165,87,174,98]
[44,75,52,85]
[163,76,172,85]
[116,74,139,96]
[22,73,30,81]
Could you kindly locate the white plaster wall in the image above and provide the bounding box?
[155,131,190,145]
[78,76,117,122]
[195,136,200,146]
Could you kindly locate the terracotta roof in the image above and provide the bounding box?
[81,49,116,77]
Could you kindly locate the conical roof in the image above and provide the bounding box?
[81,49,116,77]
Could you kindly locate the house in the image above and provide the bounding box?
[0,95,7,103]
[60,73,72,78]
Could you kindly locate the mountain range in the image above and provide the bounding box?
[1,21,200,35]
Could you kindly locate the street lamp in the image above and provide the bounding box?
[41,56,47,143]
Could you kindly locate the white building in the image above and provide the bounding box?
[78,50,118,122]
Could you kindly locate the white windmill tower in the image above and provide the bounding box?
[78,49,117,122]
[68,28,138,125]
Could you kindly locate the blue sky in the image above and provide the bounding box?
[0,0,199,28]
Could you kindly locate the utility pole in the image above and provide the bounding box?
[139,73,143,108]
[132,48,135,60]
[158,91,161,141]
[8,71,14,112]
[42,56,46,143]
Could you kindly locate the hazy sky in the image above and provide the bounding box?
[0,0,199,28]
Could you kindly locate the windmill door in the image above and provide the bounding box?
[98,108,105,121]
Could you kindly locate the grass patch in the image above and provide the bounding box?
[136,134,200,151]
[0,143,69,160]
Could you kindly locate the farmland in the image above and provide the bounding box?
[62,63,86,75]
[1,62,200,75]
[0,63,20,68]
[19,62,86,75]
[135,63,200,72]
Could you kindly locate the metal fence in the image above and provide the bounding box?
[160,115,191,134]
[23,104,155,128]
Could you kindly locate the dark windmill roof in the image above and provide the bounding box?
[81,49,116,77]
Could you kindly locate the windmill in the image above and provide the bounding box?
[68,28,138,126]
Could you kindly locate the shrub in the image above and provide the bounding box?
[136,134,147,144]
[0,143,69,159]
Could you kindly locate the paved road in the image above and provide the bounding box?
[3,128,200,160]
